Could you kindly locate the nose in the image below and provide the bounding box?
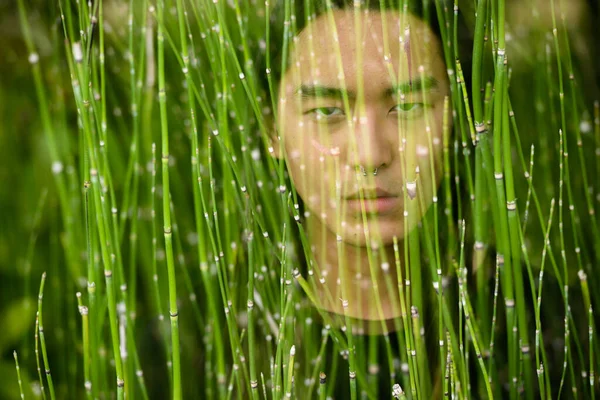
[349,106,394,175]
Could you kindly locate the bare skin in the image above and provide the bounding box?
[272,9,450,325]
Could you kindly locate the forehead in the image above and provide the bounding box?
[285,10,442,87]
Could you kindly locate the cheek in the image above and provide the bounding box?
[284,140,350,214]
[284,122,342,170]
[284,134,328,192]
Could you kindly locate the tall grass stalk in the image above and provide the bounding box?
[37,273,55,400]
[76,292,92,400]
[156,0,182,397]
[6,0,600,398]
[34,311,45,400]
[13,351,24,399]
[490,3,520,398]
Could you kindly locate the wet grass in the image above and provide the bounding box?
[1,0,599,398]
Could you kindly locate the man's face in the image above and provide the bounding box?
[275,9,450,246]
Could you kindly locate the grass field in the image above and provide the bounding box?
[1,0,599,398]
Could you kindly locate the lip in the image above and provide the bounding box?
[345,187,397,200]
[344,188,400,214]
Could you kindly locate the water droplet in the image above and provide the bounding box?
[580,120,591,133]
[392,383,404,398]
[72,42,83,63]
[406,181,417,199]
[52,161,64,174]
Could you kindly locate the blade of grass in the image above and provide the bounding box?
[37,273,56,400]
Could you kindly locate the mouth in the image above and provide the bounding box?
[344,188,400,214]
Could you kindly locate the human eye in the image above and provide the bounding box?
[306,107,344,121]
[389,103,424,116]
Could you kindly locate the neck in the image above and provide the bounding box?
[306,215,406,334]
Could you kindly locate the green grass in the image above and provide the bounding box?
[1,0,599,398]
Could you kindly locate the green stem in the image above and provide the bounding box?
[38,273,56,400]
[77,293,93,400]
[156,0,182,397]
[13,351,25,400]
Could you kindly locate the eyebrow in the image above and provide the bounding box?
[295,76,439,100]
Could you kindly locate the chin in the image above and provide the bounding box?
[335,218,405,248]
